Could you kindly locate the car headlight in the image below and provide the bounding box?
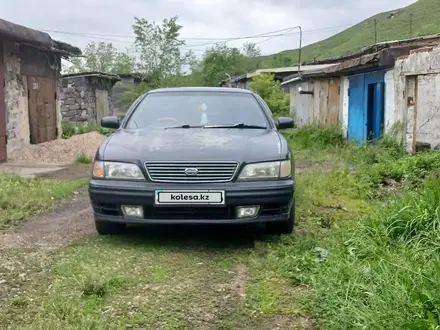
[237,160,291,180]
[93,161,145,180]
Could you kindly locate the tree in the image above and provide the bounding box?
[248,73,290,117]
[132,16,191,84]
[65,41,135,74]
[271,53,292,67]
[201,44,247,86]
[199,42,263,86]
[242,42,262,71]
[118,15,196,105]
[242,42,261,58]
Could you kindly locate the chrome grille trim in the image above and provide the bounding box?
[144,161,239,183]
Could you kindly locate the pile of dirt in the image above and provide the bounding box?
[9,132,106,165]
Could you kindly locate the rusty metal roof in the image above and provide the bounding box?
[0,17,81,56]
[304,34,440,65]
[220,64,338,85]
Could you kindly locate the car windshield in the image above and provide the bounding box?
[124,91,269,129]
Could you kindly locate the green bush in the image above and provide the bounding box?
[61,121,114,139]
[360,150,440,187]
[284,124,345,149]
[342,132,405,166]
[248,73,290,117]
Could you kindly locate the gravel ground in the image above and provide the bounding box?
[9,133,106,165]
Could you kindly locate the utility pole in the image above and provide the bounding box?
[374,19,378,44]
[290,26,303,76]
[409,13,413,38]
[298,25,302,75]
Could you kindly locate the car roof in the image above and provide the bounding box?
[148,87,254,94]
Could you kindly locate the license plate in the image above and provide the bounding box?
[155,190,225,205]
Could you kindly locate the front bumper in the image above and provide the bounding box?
[89,178,294,225]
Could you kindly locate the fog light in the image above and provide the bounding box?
[236,205,260,219]
[121,205,144,218]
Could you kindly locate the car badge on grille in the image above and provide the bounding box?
[184,168,199,176]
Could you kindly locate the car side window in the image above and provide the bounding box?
[121,94,146,127]
[254,94,276,127]
[254,94,272,116]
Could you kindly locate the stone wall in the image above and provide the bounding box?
[2,40,30,156]
[60,75,115,125]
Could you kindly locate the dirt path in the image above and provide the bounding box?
[0,192,317,329]
[0,162,325,329]
[0,192,94,250]
[295,159,335,174]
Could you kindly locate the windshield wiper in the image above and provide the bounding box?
[203,123,267,129]
[164,124,204,129]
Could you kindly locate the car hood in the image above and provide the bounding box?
[103,128,282,162]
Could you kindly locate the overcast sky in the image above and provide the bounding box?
[2,0,416,57]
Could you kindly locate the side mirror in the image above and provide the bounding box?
[101,116,120,129]
[276,117,294,129]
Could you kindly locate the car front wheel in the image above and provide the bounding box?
[94,220,126,235]
[265,200,295,235]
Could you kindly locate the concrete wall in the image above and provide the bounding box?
[289,82,296,117]
[60,76,115,125]
[1,40,62,156]
[384,69,396,134]
[415,74,440,149]
[289,81,309,126]
[20,45,61,79]
[341,76,349,138]
[394,46,440,152]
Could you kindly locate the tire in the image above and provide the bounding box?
[265,200,295,235]
[94,220,126,235]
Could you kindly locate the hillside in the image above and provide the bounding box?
[259,0,440,67]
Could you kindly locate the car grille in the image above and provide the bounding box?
[144,161,239,183]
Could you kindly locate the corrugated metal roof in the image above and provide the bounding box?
[247,64,337,77]
[280,64,339,85]
[303,34,440,65]
[221,64,339,84]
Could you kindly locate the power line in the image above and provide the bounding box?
[183,27,302,48]
[182,25,349,49]
[41,26,298,43]
[41,24,351,48]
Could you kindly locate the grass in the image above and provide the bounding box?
[275,126,440,328]
[75,153,93,164]
[284,175,440,329]
[0,174,87,228]
[259,0,440,66]
[1,124,440,329]
[0,237,305,329]
[284,124,405,167]
[62,121,114,139]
